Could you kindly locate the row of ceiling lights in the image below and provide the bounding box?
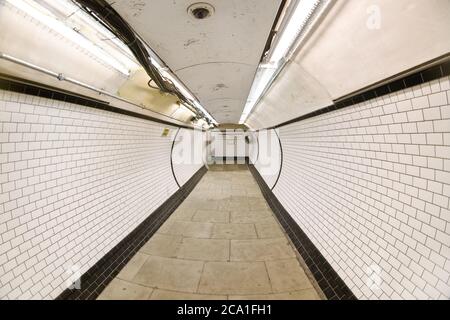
[5,0,138,76]
[239,0,330,125]
[5,0,218,127]
[7,0,328,127]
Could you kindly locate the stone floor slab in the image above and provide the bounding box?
[230,238,296,261]
[98,279,153,300]
[176,238,229,261]
[265,259,314,293]
[116,252,150,282]
[255,222,285,239]
[230,210,275,224]
[192,210,230,223]
[212,223,257,240]
[198,262,272,295]
[132,256,204,293]
[98,165,321,300]
[158,220,213,239]
[140,234,183,258]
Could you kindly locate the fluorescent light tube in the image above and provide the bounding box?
[7,0,132,76]
[270,0,321,63]
[51,0,139,69]
[239,0,323,124]
[239,64,277,124]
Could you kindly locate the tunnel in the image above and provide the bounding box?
[0,0,449,303]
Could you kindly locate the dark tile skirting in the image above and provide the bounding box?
[0,74,193,129]
[56,166,207,300]
[271,129,283,191]
[248,164,357,300]
[211,157,249,164]
[251,55,450,300]
[0,73,207,300]
[170,128,182,188]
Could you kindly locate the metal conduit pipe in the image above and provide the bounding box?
[0,52,114,96]
[73,0,168,90]
[0,52,199,125]
[73,0,211,124]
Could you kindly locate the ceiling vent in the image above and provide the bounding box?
[188,3,214,20]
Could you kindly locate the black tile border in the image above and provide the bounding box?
[211,157,249,164]
[170,128,182,188]
[0,74,193,129]
[271,55,450,129]
[253,132,260,164]
[56,166,207,300]
[271,129,284,191]
[248,164,357,300]
[249,56,449,299]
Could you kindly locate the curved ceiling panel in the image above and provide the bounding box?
[203,98,245,123]
[246,0,450,129]
[295,0,450,100]
[108,0,282,123]
[175,62,255,102]
[108,0,281,68]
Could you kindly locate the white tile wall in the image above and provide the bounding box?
[0,89,198,299]
[264,76,450,300]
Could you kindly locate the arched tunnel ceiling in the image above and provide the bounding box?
[107,0,283,124]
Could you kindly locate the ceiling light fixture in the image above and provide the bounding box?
[7,0,216,126]
[152,59,218,125]
[6,0,135,76]
[52,0,139,69]
[239,0,328,124]
[269,0,321,63]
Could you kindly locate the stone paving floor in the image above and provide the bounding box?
[98,165,323,300]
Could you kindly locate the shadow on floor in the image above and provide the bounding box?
[207,164,249,172]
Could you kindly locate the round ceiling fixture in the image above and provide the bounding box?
[188,3,214,20]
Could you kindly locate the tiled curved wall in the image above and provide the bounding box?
[256,75,450,300]
[0,89,200,299]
